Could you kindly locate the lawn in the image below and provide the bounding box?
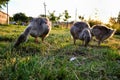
[0,25,120,80]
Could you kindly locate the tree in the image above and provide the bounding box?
[108,12,120,34]
[0,0,10,25]
[117,11,120,24]
[78,15,84,21]
[13,13,29,25]
[48,11,62,27]
[109,17,117,24]
[28,16,33,21]
[0,0,10,9]
[88,18,102,27]
[63,10,71,28]
[48,11,57,22]
[63,10,71,21]
[13,13,28,22]
[56,13,62,22]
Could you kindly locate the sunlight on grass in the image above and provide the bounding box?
[0,25,120,80]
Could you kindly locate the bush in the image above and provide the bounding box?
[111,23,120,34]
[87,19,102,27]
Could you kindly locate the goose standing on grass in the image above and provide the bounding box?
[91,25,116,46]
[70,22,92,47]
[14,17,51,47]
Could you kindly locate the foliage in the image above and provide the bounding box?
[63,10,71,28]
[9,16,13,21]
[63,10,71,22]
[48,11,62,23]
[109,11,120,25]
[13,13,28,24]
[0,25,120,80]
[0,0,10,9]
[56,13,62,22]
[87,18,102,27]
[78,16,84,21]
[108,11,120,34]
[109,17,117,24]
[48,11,57,22]
[48,11,63,27]
[27,16,33,22]
[111,23,120,34]
[117,11,120,24]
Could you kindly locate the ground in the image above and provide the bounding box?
[0,25,120,80]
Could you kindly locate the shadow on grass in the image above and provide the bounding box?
[0,37,14,42]
[63,44,110,56]
[12,46,41,55]
[2,38,118,60]
[11,42,111,57]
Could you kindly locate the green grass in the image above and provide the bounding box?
[0,25,120,80]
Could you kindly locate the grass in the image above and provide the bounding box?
[0,25,120,80]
